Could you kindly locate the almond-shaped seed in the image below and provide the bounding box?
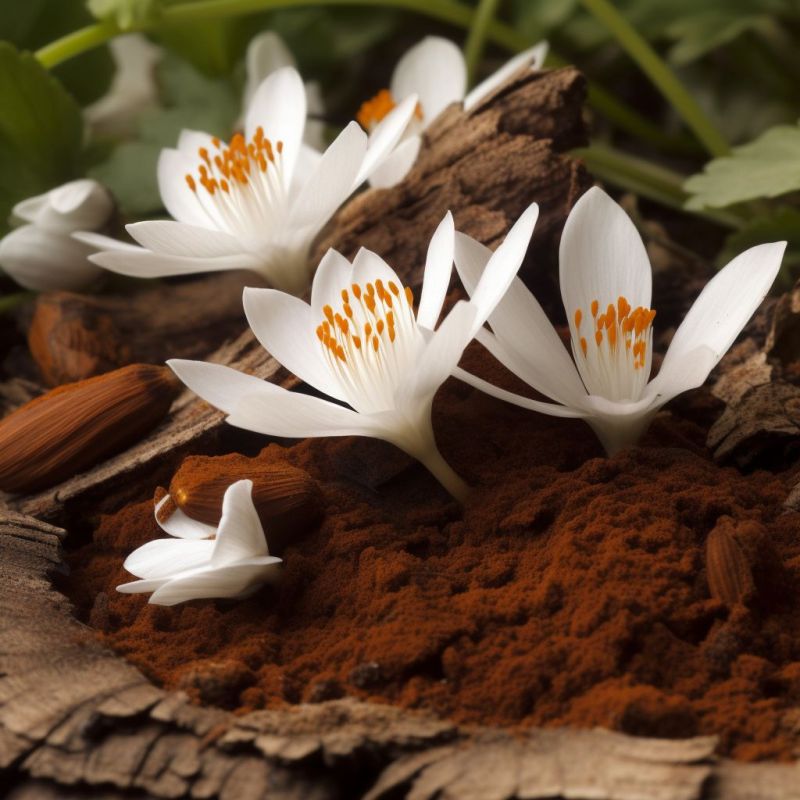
[169,459,322,554]
[0,364,181,493]
[706,525,755,607]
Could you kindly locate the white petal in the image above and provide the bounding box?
[155,493,217,539]
[117,577,170,594]
[351,247,402,288]
[243,286,347,401]
[177,129,224,159]
[559,187,652,339]
[244,32,296,109]
[91,248,260,278]
[290,143,323,196]
[212,480,269,566]
[14,179,113,233]
[127,220,246,257]
[468,203,538,336]
[356,94,419,186]
[245,66,306,185]
[463,41,548,111]
[227,382,379,439]
[168,359,270,415]
[72,231,142,252]
[452,366,588,418]
[0,225,102,291]
[647,241,785,404]
[416,211,454,330]
[391,37,466,124]
[477,328,587,409]
[405,300,476,403]
[157,148,213,227]
[367,135,421,189]
[147,558,281,605]
[288,122,367,230]
[311,248,354,320]
[123,538,214,579]
[454,232,587,408]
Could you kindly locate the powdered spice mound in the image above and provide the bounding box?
[66,347,800,761]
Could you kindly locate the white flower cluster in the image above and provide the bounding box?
[0,34,783,605]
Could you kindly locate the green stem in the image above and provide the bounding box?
[34,0,700,157]
[37,19,121,68]
[0,292,35,314]
[574,144,743,229]
[463,0,501,86]
[579,0,730,158]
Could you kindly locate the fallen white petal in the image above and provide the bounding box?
[123,538,215,579]
[211,480,270,566]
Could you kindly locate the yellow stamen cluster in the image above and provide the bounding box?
[574,295,656,370]
[184,127,283,196]
[356,88,424,130]
[316,279,413,364]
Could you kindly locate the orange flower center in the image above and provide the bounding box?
[573,295,656,370]
[316,279,414,365]
[184,127,283,196]
[356,88,424,131]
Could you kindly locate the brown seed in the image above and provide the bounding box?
[28,292,130,386]
[706,524,755,607]
[0,364,181,493]
[169,456,323,554]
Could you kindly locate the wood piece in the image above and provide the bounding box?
[27,271,263,387]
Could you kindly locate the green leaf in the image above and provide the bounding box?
[89,141,162,216]
[0,43,83,233]
[0,0,114,106]
[87,0,162,30]
[156,17,249,77]
[88,54,238,216]
[666,12,767,65]
[684,123,800,210]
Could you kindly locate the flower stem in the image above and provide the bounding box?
[34,0,692,157]
[0,292,35,315]
[418,445,470,504]
[578,0,730,158]
[463,0,501,86]
[36,20,121,69]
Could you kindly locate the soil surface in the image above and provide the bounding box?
[66,344,800,762]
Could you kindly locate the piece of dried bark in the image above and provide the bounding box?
[27,270,262,386]
[707,381,800,468]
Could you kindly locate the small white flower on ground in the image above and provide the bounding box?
[169,205,540,502]
[242,31,326,151]
[80,66,417,294]
[118,479,281,606]
[453,187,786,456]
[357,36,548,188]
[0,179,114,292]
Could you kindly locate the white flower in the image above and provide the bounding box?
[118,479,281,606]
[358,36,548,188]
[79,67,417,294]
[85,34,161,138]
[169,205,539,502]
[453,187,786,455]
[0,179,113,292]
[242,31,326,151]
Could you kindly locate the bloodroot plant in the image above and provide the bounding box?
[453,187,786,455]
[170,205,540,503]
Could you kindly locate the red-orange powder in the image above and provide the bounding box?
[66,346,800,761]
